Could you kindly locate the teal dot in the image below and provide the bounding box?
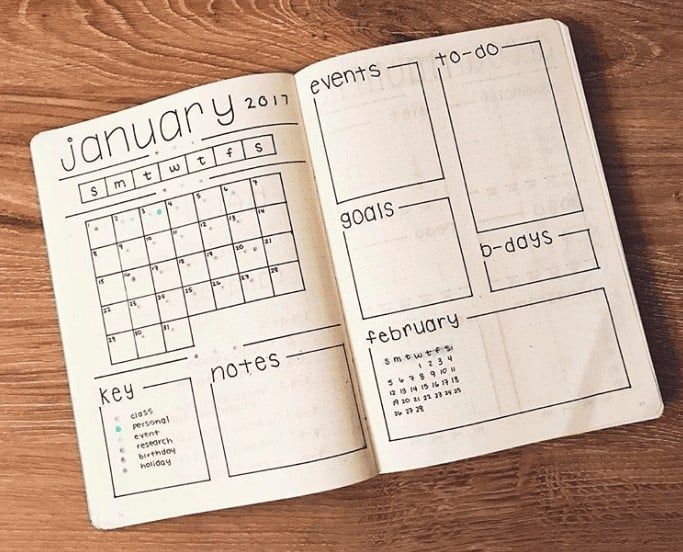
[156,208,162,215]
[115,425,122,433]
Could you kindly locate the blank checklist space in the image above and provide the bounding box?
[483,228,600,292]
[211,344,366,476]
[344,197,471,319]
[473,288,630,413]
[439,41,582,233]
[313,61,443,203]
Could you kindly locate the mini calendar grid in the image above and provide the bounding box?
[85,172,304,364]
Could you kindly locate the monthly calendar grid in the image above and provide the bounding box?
[86,172,304,365]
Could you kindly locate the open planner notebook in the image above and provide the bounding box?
[31,19,662,528]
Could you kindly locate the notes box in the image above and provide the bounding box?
[313,61,443,203]
[99,378,210,497]
[440,40,582,232]
[344,197,471,319]
[211,344,366,476]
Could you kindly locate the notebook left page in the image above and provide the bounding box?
[30,73,375,529]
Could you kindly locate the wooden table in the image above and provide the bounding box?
[1,1,680,549]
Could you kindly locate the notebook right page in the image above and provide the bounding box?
[295,19,662,472]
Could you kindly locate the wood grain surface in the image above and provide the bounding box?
[0,1,681,550]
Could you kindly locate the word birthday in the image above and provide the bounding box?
[59,94,236,172]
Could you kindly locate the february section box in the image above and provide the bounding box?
[367,287,630,442]
[97,376,210,497]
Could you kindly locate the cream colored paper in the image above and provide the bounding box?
[31,19,662,529]
[31,73,376,529]
[296,19,661,473]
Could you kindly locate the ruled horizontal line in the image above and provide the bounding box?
[65,192,157,219]
[386,61,418,69]
[244,323,341,347]
[557,228,589,238]
[209,159,306,180]
[501,40,541,49]
[467,288,602,320]
[398,196,448,210]
[286,344,344,358]
[93,356,187,379]
[143,376,190,390]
